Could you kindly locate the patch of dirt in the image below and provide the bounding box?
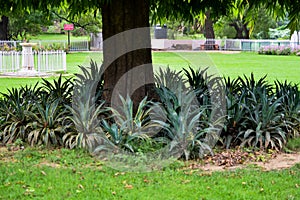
[254,153,300,171]
[187,150,300,172]
[37,160,62,168]
[1,146,299,172]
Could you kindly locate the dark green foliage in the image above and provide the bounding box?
[183,67,212,106]
[221,74,299,150]
[41,74,74,106]
[238,91,286,150]
[0,87,34,143]
[275,80,300,138]
[0,62,299,157]
[95,96,161,154]
[63,60,106,151]
[154,68,217,160]
[26,100,67,147]
[0,75,74,146]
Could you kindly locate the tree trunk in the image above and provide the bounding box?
[229,21,244,39]
[243,23,250,39]
[230,21,250,39]
[204,11,215,39]
[101,0,156,110]
[204,11,215,50]
[0,16,9,40]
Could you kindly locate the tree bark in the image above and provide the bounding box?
[101,0,156,110]
[204,11,215,50]
[204,11,215,39]
[230,21,250,39]
[230,21,243,39]
[0,16,9,40]
[243,22,250,39]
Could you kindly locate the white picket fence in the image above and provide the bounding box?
[0,50,66,73]
[151,39,299,51]
[32,40,89,51]
[0,51,21,72]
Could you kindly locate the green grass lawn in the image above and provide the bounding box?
[0,147,299,200]
[0,51,299,93]
[152,52,300,84]
[1,51,300,199]
[29,33,89,41]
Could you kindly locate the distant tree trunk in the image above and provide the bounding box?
[243,22,250,39]
[101,0,156,111]
[230,21,250,39]
[204,11,215,39]
[0,16,9,40]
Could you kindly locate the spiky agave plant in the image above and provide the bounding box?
[238,73,273,99]
[238,90,287,150]
[155,66,186,92]
[0,87,35,144]
[96,95,161,153]
[64,103,106,151]
[155,84,215,160]
[41,74,74,106]
[26,99,67,147]
[183,67,212,105]
[75,60,104,103]
[63,61,106,151]
[275,80,300,138]
[183,67,225,129]
[222,77,248,149]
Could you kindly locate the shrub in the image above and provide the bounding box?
[63,61,105,151]
[0,85,41,144]
[0,75,74,147]
[258,45,291,55]
[26,100,67,147]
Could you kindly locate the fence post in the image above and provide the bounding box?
[0,51,2,72]
[63,51,66,73]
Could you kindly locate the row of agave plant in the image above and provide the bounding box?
[0,61,299,161]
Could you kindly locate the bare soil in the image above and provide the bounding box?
[1,146,299,172]
[198,152,300,172]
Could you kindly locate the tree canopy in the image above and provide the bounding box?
[1,0,300,107]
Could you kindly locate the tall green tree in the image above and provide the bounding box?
[2,0,232,107]
[9,10,53,40]
[0,16,9,40]
[2,0,299,106]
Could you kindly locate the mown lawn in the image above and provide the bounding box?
[46,51,300,84]
[29,33,89,41]
[0,147,299,200]
[0,51,300,199]
[0,51,299,93]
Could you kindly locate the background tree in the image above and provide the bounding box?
[8,10,53,40]
[214,6,279,39]
[2,0,299,107]
[0,16,9,40]
[251,8,277,39]
[51,7,102,36]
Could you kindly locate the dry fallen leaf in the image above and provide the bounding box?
[78,184,84,190]
[144,179,150,183]
[181,180,191,184]
[295,184,299,188]
[124,184,133,189]
[112,191,116,195]
[115,172,126,176]
[41,171,47,176]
